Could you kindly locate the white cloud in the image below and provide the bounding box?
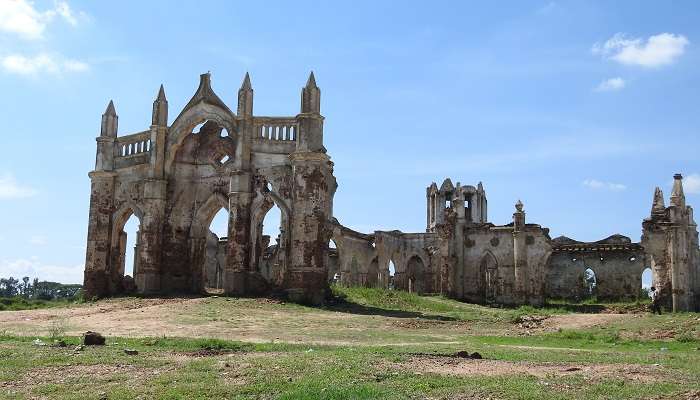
[592,33,689,68]
[0,53,89,75]
[0,173,37,199]
[0,0,83,40]
[595,77,626,92]
[582,179,627,191]
[683,173,700,194]
[0,257,83,284]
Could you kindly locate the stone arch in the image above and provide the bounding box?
[165,104,239,174]
[406,255,426,294]
[480,250,499,301]
[190,192,231,293]
[109,202,146,293]
[191,192,230,238]
[250,187,291,284]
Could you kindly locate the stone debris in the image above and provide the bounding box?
[83,331,105,346]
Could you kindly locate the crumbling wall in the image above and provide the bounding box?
[546,236,646,301]
[84,72,337,305]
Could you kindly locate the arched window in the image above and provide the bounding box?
[583,267,597,297]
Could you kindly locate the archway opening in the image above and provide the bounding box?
[258,202,283,283]
[406,256,425,294]
[641,267,653,298]
[116,212,141,293]
[204,207,228,293]
[328,239,340,283]
[583,267,597,298]
[388,260,396,290]
[122,215,139,279]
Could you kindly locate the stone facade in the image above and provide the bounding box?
[84,72,700,311]
[642,175,699,312]
[84,72,336,304]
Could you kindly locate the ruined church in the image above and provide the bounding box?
[83,72,700,312]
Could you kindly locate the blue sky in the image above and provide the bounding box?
[0,0,698,284]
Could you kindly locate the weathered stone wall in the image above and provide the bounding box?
[84,72,337,304]
[546,236,646,301]
[642,175,700,312]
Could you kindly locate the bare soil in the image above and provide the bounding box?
[392,355,669,383]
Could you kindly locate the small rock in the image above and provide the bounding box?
[660,347,668,352]
[470,352,483,359]
[53,340,67,348]
[124,349,138,355]
[83,331,105,346]
[74,345,84,352]
[455,350,471,358]
[564,367,582,372]
[33,338,46,347]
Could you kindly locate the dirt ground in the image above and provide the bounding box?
[391,355,669,383]
[0,297,644,345]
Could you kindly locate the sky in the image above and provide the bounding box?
[0,0,699,284]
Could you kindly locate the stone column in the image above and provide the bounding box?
[84,171,116,298]
[225,171,253,296]
[137,179,166,294]
[512,200,527,304]
[285,151,336,304]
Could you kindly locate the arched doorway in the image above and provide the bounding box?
[111,206,143,294]
[367,257,379,288]
[203,207,228,293]
[327,239,340,283]
[388,260,396,290]
[641,267,653,298]
[255,196,286,285]
[480,252,498,302]
[583,267,597,298]
[406,256,425,294]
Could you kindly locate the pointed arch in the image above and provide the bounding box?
[166,103,239,174]
[111,202,145,248]
[191,192,230,238]
[480,250,499,301]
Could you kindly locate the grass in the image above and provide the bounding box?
[1,287,699,399]
[0,297,79,311]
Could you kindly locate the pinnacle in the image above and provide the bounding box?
[104,100,116,116]
[306,71,317,88]
[241,72,252,90]
[157,84,166,101]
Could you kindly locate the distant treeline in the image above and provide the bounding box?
[0,276,83,300]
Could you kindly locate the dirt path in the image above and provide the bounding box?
[543,313,632,331]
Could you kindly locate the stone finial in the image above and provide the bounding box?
[651,187,666,216]
[241,72,252,90]
[477,182,484,192]
[180,72,232,116]
[104,100,116,116]
[100,100,118,137]
[152,85,168,126]
[306,71,317,88]
[238,72,253,117]
[515,199,524,212]
[670,173,686,208]
[156,84,166,101]
[301,71,320,114]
